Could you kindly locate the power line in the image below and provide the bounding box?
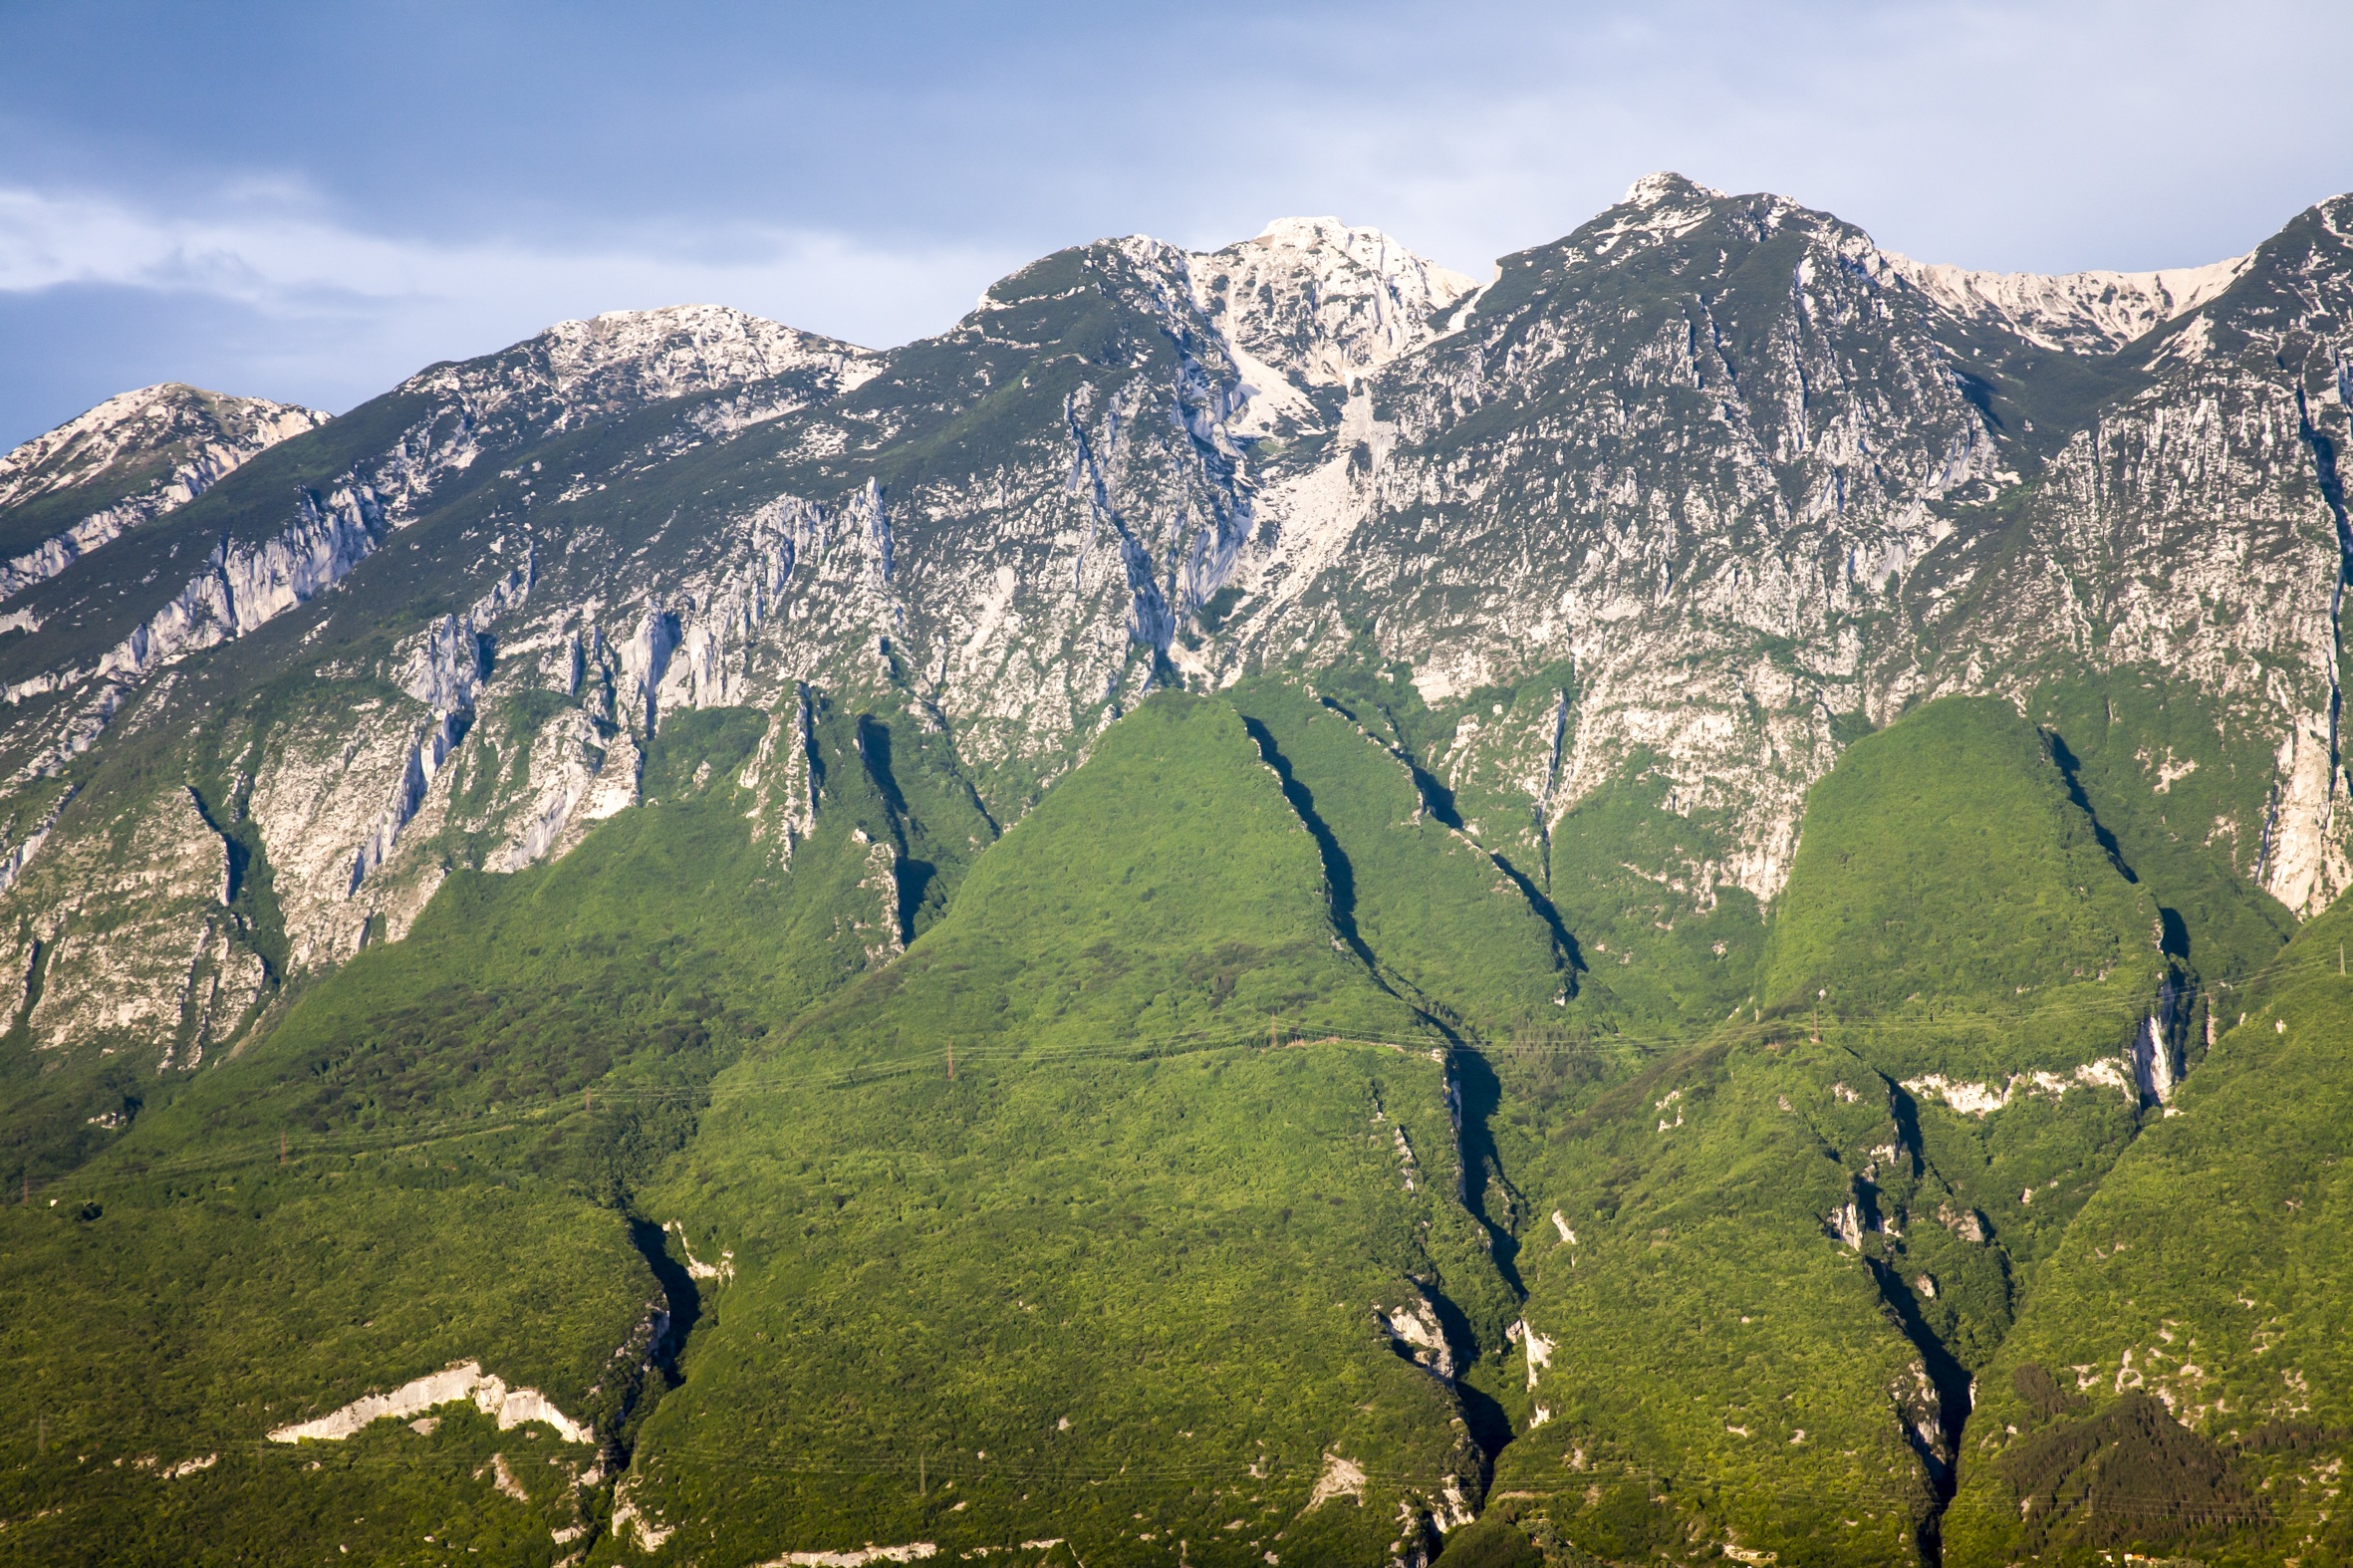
[24,945,2349,1202]
[0,1435,2297,1526]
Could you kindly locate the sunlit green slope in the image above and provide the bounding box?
[0,681,2321,1567]
[618,692,1505,1565]
[1478,696,2184,1566]
[1228,677,1573,1035]
[0,693,986,1564]
[1944,895,2353,1568]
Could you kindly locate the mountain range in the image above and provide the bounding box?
[0,172,2348,1567]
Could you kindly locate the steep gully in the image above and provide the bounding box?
[1240,715,1527,1489]
[533,1209,704,1558]
[1317,691,1587,980]
[1855,1095,1980,1568]
[1857,759,2183,1567]
[2295,379,2353,881]
[565,706,977,1553]
[1246,694,2205,1562]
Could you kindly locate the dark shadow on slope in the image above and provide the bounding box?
[561,1217,707,1555]
[9,937,49,1042]
[1240,715,1370,962]
[855,715,909,819]
[2157,908,2191,963]
[1307,693,1587,988]
[1446,1047,1525,1297]
[849,706,1002,940]
[1408,758,1464,831]
[1953,368,2002,430]
[2041,731,2136,886]
[1867,1253,1973,1565]
[626,1215,701,1396]
[1419,1285,1518,1472]
[854,714,936,942]
[2296,386,2352,555]
[1313,692,1463,827]
[188,790,251,906]
[2296,390,2352,858]
[1244,714,1528,1478]
[1485,851,1587,989]
[1886,1083,1926,1182]
[802,704,830,802]
[187,780,288,986]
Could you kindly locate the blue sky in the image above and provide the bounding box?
[4,0,2350,446]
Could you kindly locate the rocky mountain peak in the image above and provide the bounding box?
[534,303,882,397]
[1191,215,1477,404]
[1621,169,1726,207]
[398,302,884,431]
[1881,248,2252,353]
[1241,214,1474,294]
[0,384,327,515]
[0,384,331,619]
[1566,171,1800,264]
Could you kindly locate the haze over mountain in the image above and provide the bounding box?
[1,173,2350,1567]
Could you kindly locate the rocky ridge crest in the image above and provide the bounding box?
[0,177,2347,1071]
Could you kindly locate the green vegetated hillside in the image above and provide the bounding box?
[0,679,2330,1567]
[1467,697,2182,1562]
[1227,676,1572,1033]
[2020,674,2297,986]
[1943,892,2353,1568]
[1758,697,2167,1062]
[622,694,1511,1564]
[0,689,989,1563]
[11,175,2353,1568]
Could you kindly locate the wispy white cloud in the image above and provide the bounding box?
[4,0,2348,446]
[0,183,1016,344]
[1154,0,2352,282]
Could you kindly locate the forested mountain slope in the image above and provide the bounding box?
[0,177,2347,1566]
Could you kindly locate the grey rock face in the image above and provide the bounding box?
[0,384,329,612]
[3,178,2350,1067]
[1208,177,2353,926]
